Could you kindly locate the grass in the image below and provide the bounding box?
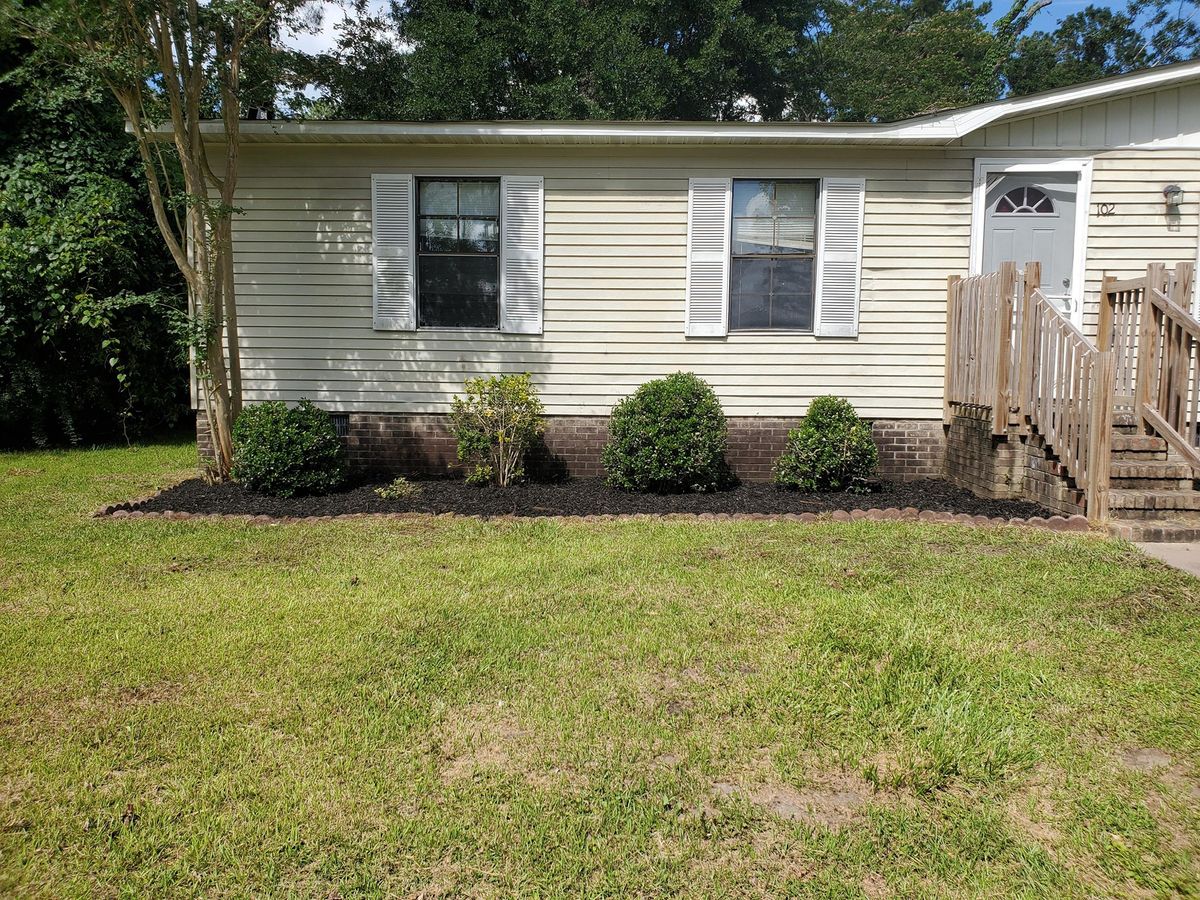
[1,442,1199,898]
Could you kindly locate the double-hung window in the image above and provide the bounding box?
[416,177,501,329]
[684,175,864,338]
[729,179,818,331]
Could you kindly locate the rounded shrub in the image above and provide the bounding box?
[231,399,348,497]
[774,395,878,492]
[603,371,731,493]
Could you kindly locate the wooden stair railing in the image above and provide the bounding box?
[1100,262,1200,475]
[946,261,1115,520]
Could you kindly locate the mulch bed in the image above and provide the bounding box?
[119,477,1055,520]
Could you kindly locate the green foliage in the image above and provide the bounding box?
[308,0,824,121]
[231,400,348,497]
[774,396,879,493]
[1003,0,1200,96]
[0,30,186,447]
[375,476,420,500]
[603,372,730,493]
[820,0,1002,121]
[449,373,545,486]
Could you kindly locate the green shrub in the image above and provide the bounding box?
[774,396,878,492]
[231,400,348,497]
[603,372,730,493]
[450,373,545,486]
[375,476,420,500]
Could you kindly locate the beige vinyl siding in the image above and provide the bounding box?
[960,83,1200,150]
[229,145,971,419]
[1081,150,1200,331]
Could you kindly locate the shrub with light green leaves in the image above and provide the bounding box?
[450,373,545,486]
[231,400,348,497]
[603,372,731,493]
[774,395,878,493]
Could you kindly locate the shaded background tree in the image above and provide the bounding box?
[307,0,826,121]
[1004,0,1200,96]
[0,23,186,447]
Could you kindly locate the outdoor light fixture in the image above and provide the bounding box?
[1163,184,1184,209]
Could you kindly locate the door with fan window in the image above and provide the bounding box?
[982,173,1078,318]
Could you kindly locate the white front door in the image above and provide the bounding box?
[982,172,1079,318]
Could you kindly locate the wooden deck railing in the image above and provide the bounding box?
[1100,262,1200,474]
[945,261,1115,519]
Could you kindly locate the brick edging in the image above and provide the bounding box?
[93,503,1093,532]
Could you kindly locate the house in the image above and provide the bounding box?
[204,61,1200,485]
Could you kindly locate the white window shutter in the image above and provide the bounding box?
[684,178,731,337]
[815,177,865,338]
[500,175,544,334]
[371,174,415,331]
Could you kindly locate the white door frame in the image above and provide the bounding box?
[970,157,1093,327]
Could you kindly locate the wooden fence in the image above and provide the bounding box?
[1100,262,1200,474]
[945,261,1115,519]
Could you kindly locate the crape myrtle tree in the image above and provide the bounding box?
[9,0,316,477]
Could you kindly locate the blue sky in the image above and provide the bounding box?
[987,0,1120,30]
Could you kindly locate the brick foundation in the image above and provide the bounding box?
[944,407,1085,516]
[198,412,946,483]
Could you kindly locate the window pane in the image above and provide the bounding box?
[775,181,817,216]
[459,181,499,217]
[770,257,814,329]
[418,217,458,252]
[418,255,499,328]
[419,181,458,215]
[774,217,815,254]
[730,257,814,331]
[730,258,772,329]
[732,180,774,218]
[460,218,499,253]
[732,218,776,255]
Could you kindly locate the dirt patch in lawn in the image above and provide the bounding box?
[125,477,1053,520]
[711,769,875,829]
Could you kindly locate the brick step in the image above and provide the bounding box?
[1111,460,1195,478]
[1109,460,1196,490]
[1108,490,1200,517]
[1108,518,1200,542]
[1110,434,1168,460]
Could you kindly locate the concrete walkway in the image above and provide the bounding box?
[1135,542,1200,578]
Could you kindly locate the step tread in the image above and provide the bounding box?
[1110,434,1168,452]
[1110,460,1195,479]
[1108,518,1200,542]
[1108,489,1200,510]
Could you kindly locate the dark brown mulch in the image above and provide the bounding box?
[126,477,1054,520]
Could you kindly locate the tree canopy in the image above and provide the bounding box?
[301,0,1200,123]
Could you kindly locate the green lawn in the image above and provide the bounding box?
[1,443,1199,898]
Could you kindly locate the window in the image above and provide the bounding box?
[995,186,1054,215]
[729,179,818,331]
[417,177,500,328]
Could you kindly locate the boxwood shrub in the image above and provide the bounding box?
[774,395,878,492]
[231,399,348,497]
[602,372,731,493]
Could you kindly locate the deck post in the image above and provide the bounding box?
[944,275,961,426]
[1086,349,1116,522]
[1171,262,1195,308]
[1098,273,1115,352]
[1015,261,1040,431]
[1135,262,1165,433]
[993,261,1017,435]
